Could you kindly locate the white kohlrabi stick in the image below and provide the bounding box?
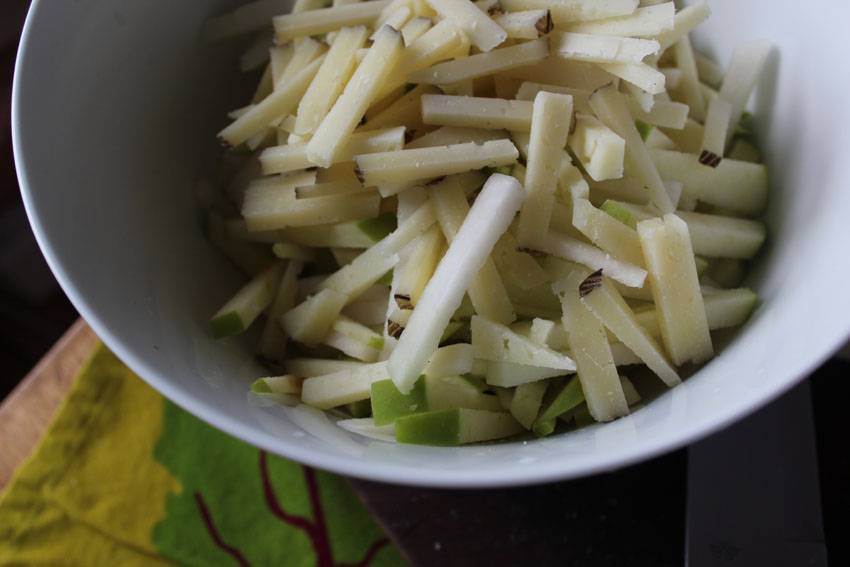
[388,174,524,393]
[699,95,732,168]
[719,40,771,147]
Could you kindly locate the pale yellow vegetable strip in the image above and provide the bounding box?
[571,197,644,266]
[430,175,516,324]
[425,0,507,52]
[372,5,413,39]
[409,38,549,84]
[219,56,325,147]
[661,118,703,153]
[307,25,404,167]
[352,47,370,64]
[294,26,370,135]
[378,0,413,21]
[533,231,647,288]
[598,61,665,95]
[243,189,381,230]
[589,84,673,213]
[227,105,253,120]
[302,363,391,409]
[421,95,534,131]
[383,188,427,346]
[637,214,713,365]
[374,19,468,100]
[378,162,490,198]
[510,381,548,428]
[676,211,766,259]
[259,259,303,361]
[557,154,590,197]
[361,84,439,131]
[422,343,475,378]
[407,126,507,148]
[623,78,654,113]
[659,67,682,91]
[492,232,550,291]
[719,41,771,147]
[276,38,325,89]
[499,0,638,25]
[212,262,282,337]
[550,31,659,64]
[363,84,407,120]
[517,91,573,247]
[229,164,318,207]
[252,63,274,103]
[581,278,680,387]
[394,225,445,305]
[269,45,295,85]
[632,288,758,338]
[628,99,689,130]
[500,57,613,90]
[273,0,391,42]
[281,288,349,346]
[515,81,592,113]
[568,113,625,181]
[699,82,719,105]
[261,126,405,174]
[415,0,440,18]
[699,95,732,167]
[388,175,524,392]
[318,201,437,298]
[552,269,628,422]
[318,163,362,184]
[400,16,433,45]
[644,127,678,151]
[649,149,768,215]
[561,2,674,37]
[494,10,553,39]
[655,0,710,50]
[354,139,518,186]
[673,35,705,122]
[275,224,370,249]
[246,127,276,152]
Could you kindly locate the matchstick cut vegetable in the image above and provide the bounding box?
[201,0,771,446]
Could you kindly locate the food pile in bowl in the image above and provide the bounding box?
[199,0,769,446]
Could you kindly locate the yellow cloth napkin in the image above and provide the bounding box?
[0,345,403,566]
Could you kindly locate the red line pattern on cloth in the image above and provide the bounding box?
[258,450,390,567]
[194,491,251,567]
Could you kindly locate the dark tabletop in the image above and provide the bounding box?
[348,361,847,566]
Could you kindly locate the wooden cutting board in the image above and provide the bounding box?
[0,319,97,487]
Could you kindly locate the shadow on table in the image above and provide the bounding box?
[0,0,78,397]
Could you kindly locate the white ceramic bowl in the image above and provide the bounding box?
[13,0,850,487]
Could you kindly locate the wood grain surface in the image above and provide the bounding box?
[0,319,96,487]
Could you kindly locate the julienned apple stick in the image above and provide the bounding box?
[388,174,524,393]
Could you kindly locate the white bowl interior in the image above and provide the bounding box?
[14,0,850,487]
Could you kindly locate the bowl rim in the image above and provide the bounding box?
[12,0,850,488]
